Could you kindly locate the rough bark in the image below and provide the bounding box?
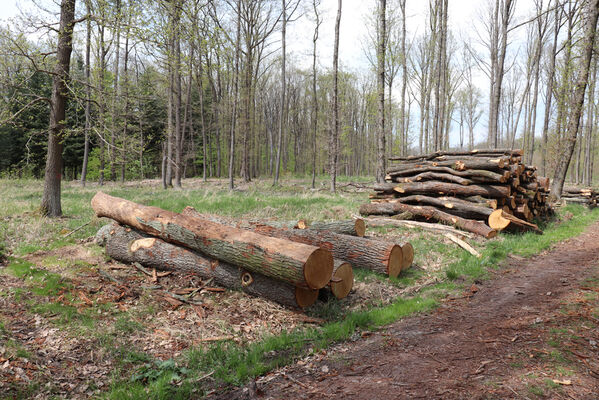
[392,181,510,198]
[307,219,366,237]
[387,166,510,183]
[396,195,494,219]
[91,192,333,289]
[41,0,76,217]
[359,202,497,238]
[98,223,318,309]
[181,207,401,278]
[376,0,387,183]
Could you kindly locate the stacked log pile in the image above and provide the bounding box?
[92,192,413,310]
[360,149,553,237]
[559,186,598,208]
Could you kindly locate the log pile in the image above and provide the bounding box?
[92,192,413,310]
[360,149,553,237]
[559,186,598,208]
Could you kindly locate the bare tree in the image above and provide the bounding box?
[551,0,599,199]
[311,0,321,189]
[331,0,342,193]
[376,0,386,183]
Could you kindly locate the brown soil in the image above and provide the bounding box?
[217,221,599,399]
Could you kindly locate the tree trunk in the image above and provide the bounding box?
[274,0,286,186]
[81,1,91,187]
[331,0,342,193]
[389,181,510,198]
[376,0,386,183]
[551,0,599,199]
[41,0,76,217]
[91,192,333,289]
[99,223,318,308]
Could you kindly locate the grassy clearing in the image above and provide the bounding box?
[0,179,598,399]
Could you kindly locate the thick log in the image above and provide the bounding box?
[328,260,354,299]
[387,159,506,174]
[395,172,473,185]
[393,181,511,198]
[399,242,414,270]
[386,166,510,183]
[360,202,497,238]
[91,192,333,289]
[463,196,499,209]
[488,210,542,234]
[396,195,494,220]
[97,223,318,308]
[308,219,366,237]
[364,217,476,239]
[182,207,403,278]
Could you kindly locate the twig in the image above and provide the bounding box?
[162,290,204,305]
[444,233,481,258]
[97,269,122,285]
[63,221,91,237]
[132,262,152,276]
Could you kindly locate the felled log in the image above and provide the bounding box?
[363,217,476,239]
[387,158,506,174]
[395,172,473,185]
[388,148,522,162]
[393,181,511,199]
[182,207,402,278]
[328,260,354,299]
[386,166,510,183]
[396,195,494,220]
[359,202,497,239]
[97,223,318,308]
[91,192,333,289]
[488,210,542,234]
[307,219,366,237]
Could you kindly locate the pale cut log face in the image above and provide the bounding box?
[130,238,156,253]
[294,288,319,308]
[387,245,403,278]
[304,248,334,289]
[400,243,414,270]
[330,262,353,299]
[354,219,366,237]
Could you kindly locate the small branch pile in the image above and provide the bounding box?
[92,192,414,310]
[559,186,598,208]
[360,149,553,238]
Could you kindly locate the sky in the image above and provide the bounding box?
[2,0,540,148]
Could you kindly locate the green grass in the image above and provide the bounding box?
[1,179,599,399]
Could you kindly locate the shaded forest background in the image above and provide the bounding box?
[1,0,598,193]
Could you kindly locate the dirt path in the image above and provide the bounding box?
[218,221,599,399]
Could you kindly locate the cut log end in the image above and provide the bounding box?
[330,261,353,299]
[488,209,511,230]
[297,219,308,229]
[294,287,319,308]
[354,219,366,237]
[388,245,403,278]
[304,248,334,289]
[400,242,414,271]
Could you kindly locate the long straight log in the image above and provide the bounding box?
[387,159,506,174]
[182,207,403,278]
[395,172,473,185]
[308,219,366,237]
[396,195,494,220]
[91,192,333,289]
[97,223,318,308]
[359,202,497,238]
[389,148,523,161]
[393,181,511,198]
[386,166,510,183]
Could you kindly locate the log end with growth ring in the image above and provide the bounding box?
[400,242,414,271]
[304,248,334,289]
[330,261,353,299]
[294,287,319,308]
[488,209,510,231]
[387,245,404,278]
[354,219,366,237]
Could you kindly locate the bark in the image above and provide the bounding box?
[98,223,318,309]
[331,0,342,193]
[229,0,241,190]
[41,0,76,217]
[396,195,495,219]
[387,158,507,173]
[392,181,511,198]
[311,0,320,189]
[394,172,474,185]
[181,207,402,278]
[81,0,91,187]
[376,0,386,183]
[551,0,599,199]
[308,219,366,237]
[91,192,333,289]
[273,0,286,186]
[359,202,497,238]
[387,166,510,183]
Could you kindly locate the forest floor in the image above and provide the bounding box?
[0,178,598,399]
